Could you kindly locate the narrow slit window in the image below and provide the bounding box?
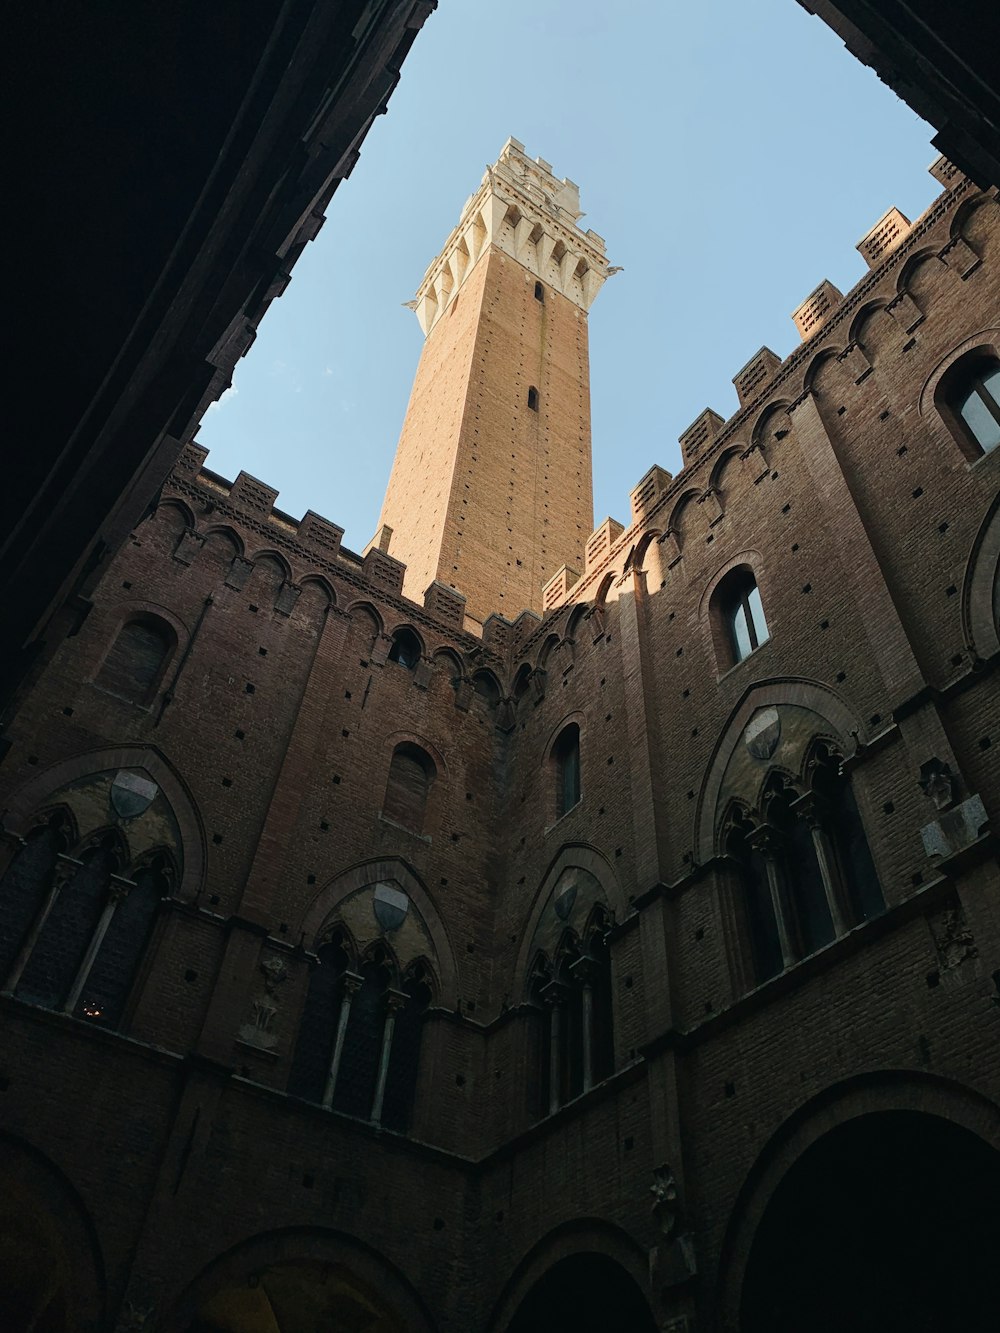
[534,282,544,302]
[527,386,539,411]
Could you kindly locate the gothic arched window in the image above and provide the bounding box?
[552,723,581,818]
[387,626,421,669]
[383,743,436,833]
[97,616,175,704]
[938,352,1000,458]
[713,567,769,666]
[288,929,351,1105]
[0,814,68,986]
[333,949,394,1120]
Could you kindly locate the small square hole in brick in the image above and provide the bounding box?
[912,487,923,499]
[598,806,605,816]
[902,338,916,352]
[122,580,132,589]
[911,872,923,887]
[682,688,690,699]
[307,874,316,885]
[668,612,675,621]
[600,676,606,685]
[950,654,963,667]
[245,683,255,694]
[706,533,714,543]
[249,604,258,613]
[880,410,891,421]
[184,969,197,983]
[605,713,612,722]
[341,729,349,738]
[945,585,957,597]
[320,820,329,831]
[687,790,695,800]
[258,646,267,656]
[980,736,993,750]
[624,1136,635,1151]
[870,714,881,726]
[691,727,698,737]
[332,774,341,784]
[896,444,908,456]
[820,620,830,630]
[926,970,940,989]
[344,690,351,700]
[781,503,791,514]
[682,852,692,863]
[235,729,245,740]
[938,521,949,533]
[28,756,38,765]
[836,671,846,682]
[212,833,223,845]
[725,1080,736,1098]
[451,832,460,842]
[62,706,73,716]
[607,756,614,765]
[791,542,799,552]
[771,472,779,480]
[209,894,220,905]
[676,646,683,657]
[695,926,704,941]
[802,584,812,594]
[883,801,895,815]
[302,1174,314,1190]
[221,777,232,788]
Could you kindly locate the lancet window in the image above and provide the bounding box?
[529,906,613,1117]
[725,742,883,986]
[288,927,433,1134]
[0,812,171,1025]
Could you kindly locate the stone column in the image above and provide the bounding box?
[321,971,362,1110]
[540,979,568,1116]
[793,793,849,936]
[63,873,135,1015]
[2,853,82,995]
[569,954,599,1093]
[370,988,408,1126]
[750,828,796,970]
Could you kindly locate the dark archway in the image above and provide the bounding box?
[740,1111,1000,1332]
[507,1253,655,1333]
[185,1259,403,1332]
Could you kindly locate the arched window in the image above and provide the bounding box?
[75,853,171,1026]
[288,929,351,1105]
[387,626,421,669]
[726,751,883,988]
[939,352,1000,458]
[383,743,435,833]
[332,949,393,1120]
[552,724,581,818]
[471,670,500,709]
[381,960,433,1132]
[97,616,175,703]
[0,814,68,986]
[713,567,769,666]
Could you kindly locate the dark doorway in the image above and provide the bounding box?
[741,1110,1000,1333]
[507,1252,655,1333]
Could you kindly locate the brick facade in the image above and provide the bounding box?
[1,153,999,1332]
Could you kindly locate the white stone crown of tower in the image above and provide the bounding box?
[411,136,610,335]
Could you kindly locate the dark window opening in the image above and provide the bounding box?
[714,567,769,666]
[553,723,581,817]
[289,931,350,1104]
[97,617,175,703]
[534,282,544,302]
[527,386,539,411]
[387,626,421,669]
[941,353,1000,457]
[383,743,436,832]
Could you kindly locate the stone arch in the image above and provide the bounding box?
[916,327,1000,419]
[487,1218,653,1333]
[152,495,197,531]
[298,858,458,1007]
[895,245,941,293]
[2,745,206,896]
[847,297,891,348]
[386,620,427,657]
[709,445,745,491]
[431,645,463,680]
[344,599,385,636]
[667,487,701,537]
[536,632,562,670]
[0,1133,108,1333]
[695,678,863,863]
[163,1226,438,1333]
[697,549,768,622]
[631,528,662,574]
[716,1071,1000,1332]
[512,842,622,997]
[963,491,1000,658]
[91,600,191,683]
[950,190,994,242]
[801,345,845,395]
[298,573,336,607]
[246,548,293,582]
[202,524,244,557]
[749,400,792,450]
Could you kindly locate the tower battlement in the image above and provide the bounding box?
[412,137,609,335]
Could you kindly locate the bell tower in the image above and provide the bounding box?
[374,138,609,629]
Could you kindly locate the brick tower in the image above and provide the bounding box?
[374,137,610,629]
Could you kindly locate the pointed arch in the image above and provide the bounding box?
[247,548,293,582]
[297,858,458,1008]
[848,297,891,348]
[749,400,792,450]
[344,599,384,637]
[202,524,244,557]
[695,678,863,863]
[801,345,845,395]
[962,491,1000,658]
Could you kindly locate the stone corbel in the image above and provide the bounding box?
[224,556,254,591]
[837,341,874,384]
[886,291,924,334]
[173,530,204,566]
[659,529,683,568]
[274,582,301,617]
[413,658,433,690]
[698,487,724,526]
[370,634,391,667]
[454,677,473,711]
[940,235,980,279]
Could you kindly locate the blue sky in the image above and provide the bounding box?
[199,0,938,550]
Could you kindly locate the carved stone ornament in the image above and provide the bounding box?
[930,905,978,971]
[260,956,288,994]
[650,1164,681,1238]
[110,770,159,820]
[373,881,409,933]
[918,757,957,811]
[744,707,781,762]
